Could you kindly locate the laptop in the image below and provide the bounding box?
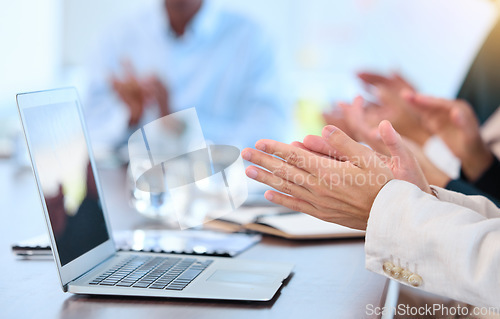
[16,88,293,301]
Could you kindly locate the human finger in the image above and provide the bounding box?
[321,125,374,168]
[121,59,137,79]
[111,77,122,91]
[378,120,432,194]
[366,128,389,156]
[264,191,318,217]
[241,147,317,184]
[338,96,364,123]
[357,72,391,86]
[403,91,453,113]
[338,96,384,151]
[392,73,414,90]
[253,139,326,176]
[339,96,369,139]
[378,120,412,164]
[245,165,314,201]
[302,135,357,168]
[291,141,332,159]
[291,141,305,148]
[302,135,349,163]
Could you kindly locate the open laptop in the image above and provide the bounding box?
[16,88,293,301]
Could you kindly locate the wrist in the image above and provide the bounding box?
[428,172,451,189]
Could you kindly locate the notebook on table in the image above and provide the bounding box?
[206,207,365,240]
[16,88,292,301]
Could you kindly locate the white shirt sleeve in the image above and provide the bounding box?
[365,179,500,308]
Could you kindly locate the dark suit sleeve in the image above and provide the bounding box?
[473,156,500,200]
[445,157,500,207]
[457,19,500,124]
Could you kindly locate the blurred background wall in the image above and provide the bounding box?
[0,0,498,155]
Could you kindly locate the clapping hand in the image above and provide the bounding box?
[403,92,494,181]
[357,72,431,146]
[241,121,431,230]
[337,96,388,155]
[111,60,170,126]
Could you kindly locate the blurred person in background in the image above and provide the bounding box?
[83,0,290,154]
[322,16,500,203]
[336,94,500,205]
[403,92,500,201]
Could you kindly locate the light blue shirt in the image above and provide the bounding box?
[84,0,290,151]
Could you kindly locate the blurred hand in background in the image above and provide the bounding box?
[402,137,451,188]
[329,94,452,188]
[323,72,433,147]
[336,95,388,155]
[356,72,431,146]
[403,92,494,181]
[111,61,170,127]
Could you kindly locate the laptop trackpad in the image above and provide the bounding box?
[207,270,276,285]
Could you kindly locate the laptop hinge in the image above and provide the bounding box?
[68,252,116,287]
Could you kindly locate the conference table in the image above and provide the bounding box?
[0,159,397,319]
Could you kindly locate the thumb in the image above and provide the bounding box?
[379,120,433,194]
[379,120,411,164]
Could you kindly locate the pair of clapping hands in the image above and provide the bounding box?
[111,61,170,126]
[241,120,430,230]
[325,73,494,186]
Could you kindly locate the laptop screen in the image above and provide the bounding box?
[21,100,109,266]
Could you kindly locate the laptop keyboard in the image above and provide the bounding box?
[89,256,213,291]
